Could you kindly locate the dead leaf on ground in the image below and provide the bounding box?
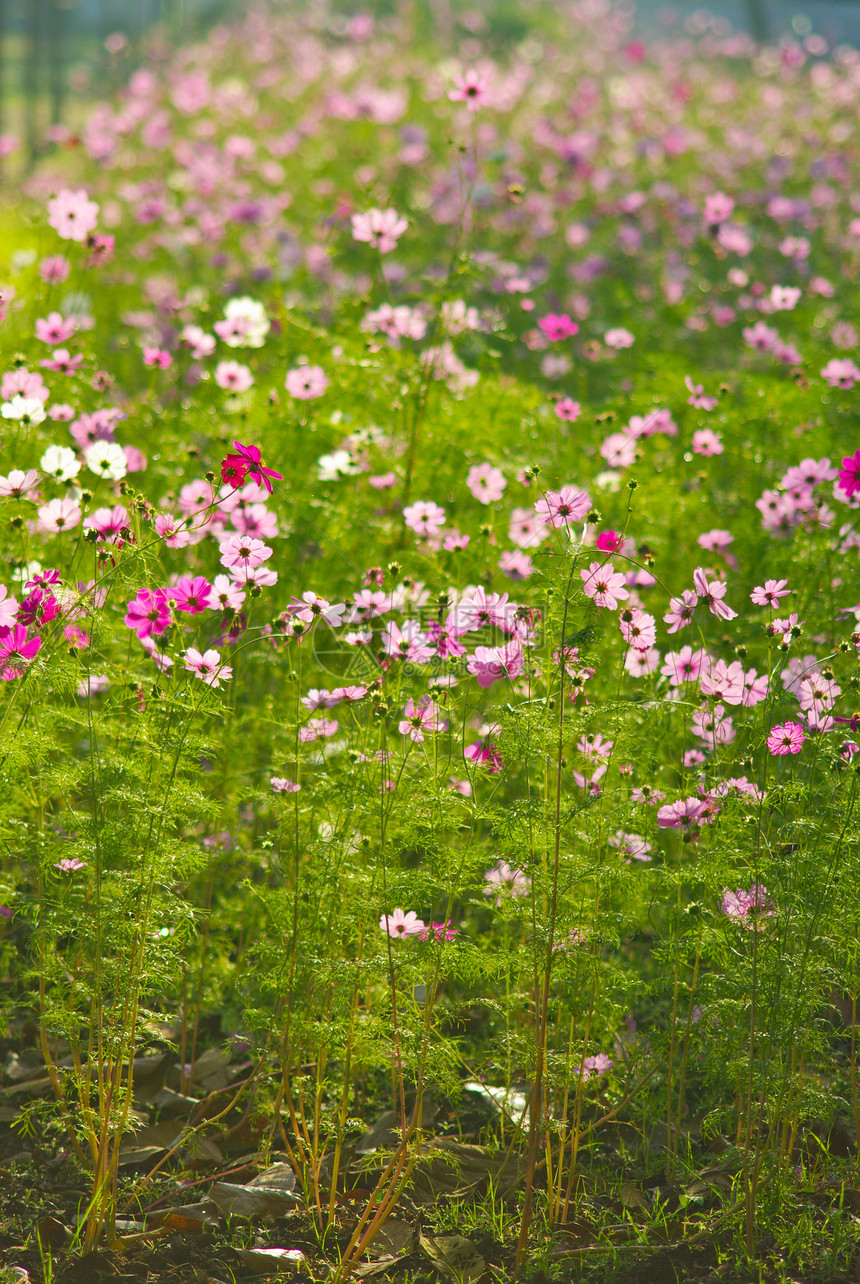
[367,1218,418,1257]
[236,1246,306,1275]
[419,1233,484,1282]
[209,1179,299,1218]
[620,1181,648,1210]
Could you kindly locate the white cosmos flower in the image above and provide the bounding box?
[2,395,47,426]
[40,445,81,481]
[85,440,127,481]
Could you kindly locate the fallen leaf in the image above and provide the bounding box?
[209,1180,299,1218]
[419,1233,484,1282]
[236,1247,306,1275]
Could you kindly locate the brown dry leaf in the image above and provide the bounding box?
[368,1218,418,1257]
[355,1254,402,1278]
[419,1233,484,1282]
[620,1181,648,1210]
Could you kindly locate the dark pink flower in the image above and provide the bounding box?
[229,441,282,494]
[124,588,171,639]
[170,576,213,614]
[0,624,42,679]
[766,722,806,755]
[838,449,860,496]
[538,313,579,341]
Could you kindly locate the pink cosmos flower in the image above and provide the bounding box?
[661,647,707,685]
[838,449,860,496]
[483,860,530,905]
[743,321,779,352]
[35,312,76,345]
[40,254,70,283]
[403,500,446,536]
[703,192,734,225]
[781,459,837,490]
[379,908,426,938]
[821,359,860,390]
[685,377,718,410]
[381,619,433,663]
[170,576,213,614]
[46,188,99,241]
[624,646,660,676]
[535,486,591,527]
[286,592,347,628]
[0,468,40,499]
[750,580,790,606]
[699,658,745,705]
[124,588,172,640]
[298,718,338,742]
[215,360,254,392]
[721,885,775,927]
[619,608,656,650]
[466,638,524,688]
[770,285,800,311]
[449,68,489,110]
[538,314,579,341]
[693,567,737,620]
[271,778,300,792]
[351,208,407,253]
[692,429,723,456]
[37,497,82,533]
[766,722,806,755]
[143,346,173,369]
[555,397,581,422]
[580,1053,613,1079]
[54,857,87,873]
[0,587,18,630]
[285,365,328,399]
[451,588,511,633]
[657,797,708,832]
[399,695,448,742]
[419,920,458,943]
[0,624,42,679]
[219,535,272,570]
[466,463,506,504]
[183,647,232,688]
[580,561,629,610]
[604,328,634,349]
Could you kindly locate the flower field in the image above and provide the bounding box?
[1,2,860,1279]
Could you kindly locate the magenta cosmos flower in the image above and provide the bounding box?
[223,441,282,494]
[838,449,860,496]
[0,624,42,680]
[766,722,806,755]
[170,576,214,614]
[285,366,328,399]
[448,68,489,110]
[379,908,425,938]
[534,486,591,527]
[124,588,171,640]
[580,561,629,610]
[538,314,579,341]
[46,188,99,241]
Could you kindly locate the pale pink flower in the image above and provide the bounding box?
[47,188,99,241]
[399,695,448,742]
[821,359,860,390]
[604,328,634,349]
[183,648,232,688]
[37,497,82,533]
[449,69,489,111]
[693,567,737,620]
[466,463,506,504]
[379,908,425,938]
[534,486,591,527]
[580,561,629,610]
[750,580,790,607]
[403,500,446,536]
[351,208,407,253]
[483,860,530,905]
[219,535,272,570]
[285,365,328,399]
[215,360,254,391]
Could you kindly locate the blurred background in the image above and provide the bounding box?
[1,0,860,175]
